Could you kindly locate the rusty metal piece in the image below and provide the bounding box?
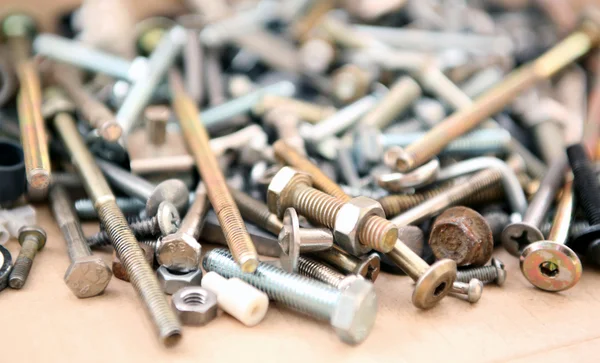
[429,207,494,267]
[113,242,154,282]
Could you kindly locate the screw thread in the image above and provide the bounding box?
[297,257,345,289]
[358,215,397,252]
[293,185,344,229]
[131,217,160,236]
[230,187,283,234]
[9,238,38,288]
[97,201,181,343]
[456,266,497,284]
[567,144,600,225]
[87,217,160,248]
[203,248,339,320]
[75,197,144,220]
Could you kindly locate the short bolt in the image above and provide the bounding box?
[9,225,46,289]
[203,248,378,345]
[449,280,483,304]
[456,258,507,286]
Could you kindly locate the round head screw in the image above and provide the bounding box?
[492,258,507,286]
[146,179,190,217]
[456,258,507,286]
[450,280,483,304]
[330,278,378,345]
[501,221,545,256]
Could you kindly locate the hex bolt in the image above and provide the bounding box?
[502,156,568,256]
[429,206,494,266]
[3,14,51,190]
[95,158,189,216]
[8,225,46,289]
[157,184,209,272]
[267,166,397,254]
[297,256,362,290]
[456,258,507,286]
[52,97,181,345]
[75,197,145,220]
[520,177,582,291]
[278,208,334,273]
[87,202,181,247]
[449,280,483,304]
[52,63,122,142]
[203,248,378,345]
[170,70,258,273]
[117,25,187,139]
[49,185,112,298]
[566,143,600,265]
[392,17,600,172]
[312,245,381,282]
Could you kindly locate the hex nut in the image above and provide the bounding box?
[334,197,384,256]
[113,243,154,282]
[330,278,378,345]
[171,286,218,326]
[267,167,312,218]
[157,265,203,295]
[156,232,201,273]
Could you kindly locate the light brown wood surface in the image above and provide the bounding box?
[0,206,599,363]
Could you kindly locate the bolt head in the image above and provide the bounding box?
[156,201,181,236]
[501,221,544,257]
[266,167,312,218]
[278,208,301,273]
[520,241,582,292]
[355,252,381,282]
[18,225,46,249]
[146,179,189,217]
[64,256,112,298]
[331,278,378,345]
[156,233,201,273]
[467,279,483,303]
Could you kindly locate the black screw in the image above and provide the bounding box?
[566,143,600,264]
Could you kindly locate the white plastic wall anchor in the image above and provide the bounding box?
[0,205,37,240]
[202,271,269,327]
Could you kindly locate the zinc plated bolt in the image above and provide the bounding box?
[3,14,51,190]
[391,16,600,172]
[297,256,361,290]
[8,225,46,289]
[520,177,582,292]
[203,248,378,345]
[170,70,259,273]
[449,280,483,304]
[49,185,112,298]
[52,99,181,345]
[456,258,507,286]
[312,245,381,282]
[502,156,568,256]
[116,25,187,139]
[95,158,189,217]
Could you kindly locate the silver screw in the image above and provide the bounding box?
[449,280,483,303]
[49,185,112,298]
[297,256,362,290]
[9,226,46,289]
[456,258,507,286]
[203,248,378,345]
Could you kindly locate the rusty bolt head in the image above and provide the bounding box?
[112,243,154,282]
[429,206,493,266]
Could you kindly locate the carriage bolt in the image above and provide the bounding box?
[8,225,45,289]
[449,280,483,304]
[312,245,381,282]
[95,158,188,217]
[170,70,258,273]
[502,156,568,256]
[203,248,377,345]
[297,257,361,290]
[49,186,112,298]
[457,258,507,286]
[53,101,181,345]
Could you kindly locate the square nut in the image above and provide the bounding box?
[334,197,384,256]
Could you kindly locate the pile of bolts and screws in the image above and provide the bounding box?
[1,0,600,347]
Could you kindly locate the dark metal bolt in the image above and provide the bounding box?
[9,225,46,289]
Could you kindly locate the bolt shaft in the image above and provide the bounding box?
[8,236,39,288]
[75,197,145,220]
[567,143,600,225]
[230,187,283,235]
[53,109,180,345]
[170,70,258,273]
[179,183,209,240]
[50,186,94,260]
[297,256,345,289]
[456,266,498,284]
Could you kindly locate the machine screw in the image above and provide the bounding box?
[170,70,258,273]
[449,280,483,304]
[8,225,46,289]
[456,258,507,286]
[566,143,600,265]
[95,158,189,216]
[49,186,112,298]
[297,256,361,290]
[312,245,381,282]
[4,14,51,190]
[203,248,378,345]
[52,96,181,345]
[87,202,180,247]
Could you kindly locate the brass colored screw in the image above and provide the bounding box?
[9,225,46,289]
[274,140,350,201]
[394,16,600,172]
[169,70,258,273]
[3,14,51,189]
[52,94,181,345]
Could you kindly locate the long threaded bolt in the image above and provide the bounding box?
[393,17,600,172]
[53,103,181,345]
[297,256,361,290]
[203,248,378,345]
[8,225,46,289]
[456,258,507,286]
[170,69,258,273]
[3,14,51,189]
[49,185,112,298]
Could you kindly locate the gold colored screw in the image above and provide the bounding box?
[169,70,259,273]
[394,16,600,172]
[3,14,51,189]
[274,140,350,201]
[51,90,181,345]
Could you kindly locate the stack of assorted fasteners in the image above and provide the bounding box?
[1,0,600,346]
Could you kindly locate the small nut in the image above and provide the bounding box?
[172,286,218,326]
[156,232,201,273]
[157,265,203,295]
[334,197,383,256]
[113,243,154,282]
